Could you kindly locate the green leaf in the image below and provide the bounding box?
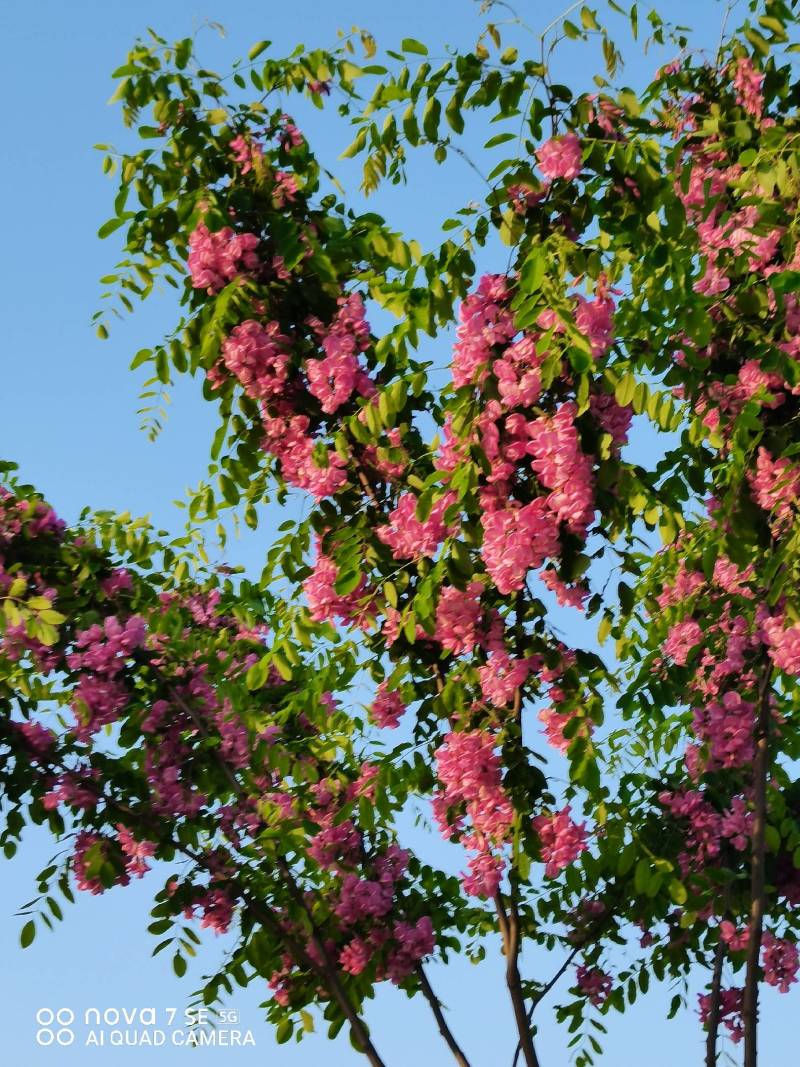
[173,952,187,977]
[519,248,545,293]
[445,96,464,135]
[402,38,428,55]
[248,40,271,60]
[97,216,128,239]
[20,920,35,948]
[668,879,687,905]
[423,97,441,142]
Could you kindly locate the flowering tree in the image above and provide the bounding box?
[3,2,800,1065]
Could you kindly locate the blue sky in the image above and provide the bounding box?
[1,0,795,1064]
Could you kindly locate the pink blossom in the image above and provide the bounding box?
[116,824,156,878]
[698,987,743,1043]
[220,320,291,398]
[494,334,543,408]
[262,414,347,499]
[479,651,532,707]
[272,170,299,206]
[761,933,799,993]
[279,114,304,150]
[720,920,749,952]
[533,806,588,877]
[435,582,484,655]
[762,614,800,676]
[369,682,406,729]
[14,720,55,755]
[73,832,128,895]
[540,568,587,610]
[481,501,560,594]
[340,937,371,975]
[731,56,765,118]
[309,820,361,869]
[101,569,133,597]
[435,731,514,846]
[460,849,505,898]
[575,293,615,357]
[335,875,393,924]
[538,705,592,754]
[303,541,367,624]
[527,403,595,536]
[377,493,455,560]
[691,691,754,769]
[229,134,263,173]
[187,223,260,294]
[590,392,632,446]
[186,889,234,935]
[748,447,800,530]
[663,619,702,665]
[386,917,435,982]
[576,965,612,1007]
[452,274,516,388]
[536,132,583,181]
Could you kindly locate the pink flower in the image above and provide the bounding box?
[540,568,587,610]
[663,619,702,665]
[262,414,347,499]
[575,293,615,357]
[434,731,514,846]
[116,824,156,878]
[481,501,560,594]
[452,275,515,388]
[526,403,595,536]
[229,134,263,173]
[698,987,743,1043]
[731,56,765,118]
[535,133,582,181]
[220,320,291,398]
[533,806,588,877]
[748,448,800,530]
[479,651,532,707]
[73,832,128,895]
[460,850,505,898]
[187,223,260,294]
[590,392,631,446]
[761,933,799,993]
[538,705,592,754]
[720,920,749,952]
[576,965,612,1007]
[762,614,800,676]
[386,917,435,982]
[691,691,754,769]
[335,875,393,924]
[340,937,371,975]
[435,582,484,655]
[303,541,368,625]
[377,493,456,560]
[369,682,406,729]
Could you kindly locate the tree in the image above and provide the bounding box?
[3,1,800,1064]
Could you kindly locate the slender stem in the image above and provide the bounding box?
[416,965,472,1067]
[495,893,540,1067]
[705,929,726,1067]
[743,661,773,1067]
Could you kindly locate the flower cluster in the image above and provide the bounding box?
[434,731,514,897]
[187,223,260,294]
[533,806,588,878]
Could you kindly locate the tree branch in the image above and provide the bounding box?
[416,964,473,1067]
[743,658,773,1067]
[705,927,726,1067]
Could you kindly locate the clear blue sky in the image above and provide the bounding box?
[1,0,794,1063]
